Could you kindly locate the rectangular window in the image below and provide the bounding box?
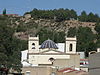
[26,71,30,75]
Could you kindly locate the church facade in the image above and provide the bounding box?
[27,35,80,68]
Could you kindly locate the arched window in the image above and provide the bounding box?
[32,43,35,49]
[49,58,55,65]
[69,44,73,51]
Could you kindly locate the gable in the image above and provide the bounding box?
[44,50,60,53]
[39,49,65,54]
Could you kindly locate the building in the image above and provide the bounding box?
[27,35,79,68]
[21,35,80,75]
[80,59,88,72]
[22,66,52,75]
[89,51,100,75]
[57,67,88,75]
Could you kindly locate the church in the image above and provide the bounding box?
[23,35,80,68]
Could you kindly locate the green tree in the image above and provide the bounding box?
[70,9,77,19]
[67,27,77,37]
[25,8,78,21]
[77,27,96,52]
[96,39,100,48]
[95,22,100,34]
[0,17,27,72]
[24,8,100,22]
[36,27,65,44]
[87,12,94,22]
[68,26,96,55]
[78,11,88,22]
[94,22,100,48]
[3,9,6,15]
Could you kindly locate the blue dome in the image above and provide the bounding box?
[40,39,58,49]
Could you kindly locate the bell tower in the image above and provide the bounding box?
[28,35,39,53]
[65,37,77,54]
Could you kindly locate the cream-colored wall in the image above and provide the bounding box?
[69,54,80,68]
[65,37,76,54]
[39,50,63,53]
[53,59,69,68]
[44,51,60,53]
[22,67,52,75]
[28,36,39,53]
[53,54,80,68]
[28,54,80,68]
[28,55,70,65]
[39,49,58,52]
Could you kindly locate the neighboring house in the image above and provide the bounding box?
[89,51,100,75]
[22,66,52,75]
[80,59,88,72]
[57,67,88,75]
[78,52,85,59]
[0,14,19,17]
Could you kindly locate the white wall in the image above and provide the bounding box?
[28,55,70,65]
[65,37,76,53]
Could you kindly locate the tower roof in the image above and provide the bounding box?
[39,39,58,49]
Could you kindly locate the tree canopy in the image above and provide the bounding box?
[0,15,27,72]
[25,8,100,22]
[95,22,100,48]
[3,9,6,15]
[36,28,65,44]
[67,26,96,57]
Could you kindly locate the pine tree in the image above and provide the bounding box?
[3,9,6,15]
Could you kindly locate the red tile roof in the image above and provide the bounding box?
[58,68,77,73]
[80,59,88,61]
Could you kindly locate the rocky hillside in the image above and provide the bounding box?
[3,14,96,40]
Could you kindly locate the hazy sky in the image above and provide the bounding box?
[0,0,100,16]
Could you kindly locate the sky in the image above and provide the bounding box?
[0,0,100,16]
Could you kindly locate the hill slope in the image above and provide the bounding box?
[11,14,96,40]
